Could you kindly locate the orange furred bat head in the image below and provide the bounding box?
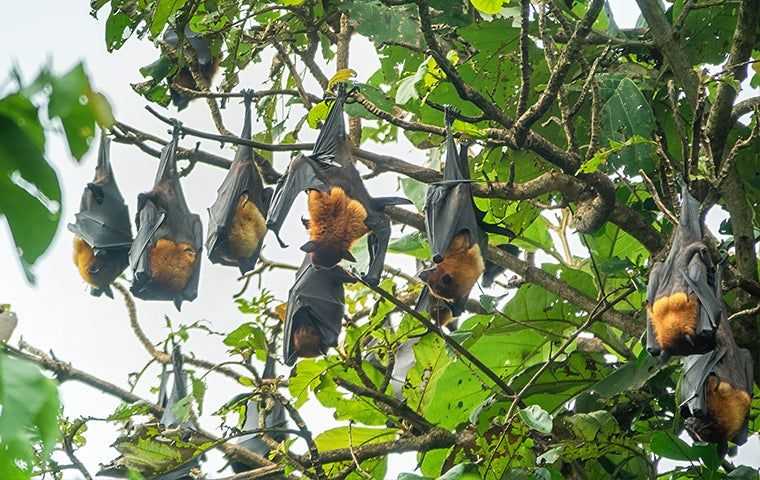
[149,238,198,293]
[292,322,323,358]
[419,232,485,303]
[73,237,125,289]
[227,194,266,259]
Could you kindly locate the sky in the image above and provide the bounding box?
[1,1,757,479]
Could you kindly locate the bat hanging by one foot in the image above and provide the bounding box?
[129,123,203,310]
[69,131,133,298]
[646,182,722,359]
[266,83,411,286]
[206,90,272,274]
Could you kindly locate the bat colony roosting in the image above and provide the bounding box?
[68,31,755,477]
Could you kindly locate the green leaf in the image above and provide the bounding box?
[314,426,396,451]
[150,0,188,37]
[727,466,760,479]
[388,232,431,259]
[105,12,133,51]
[307,101,329,129]
[400,177,428,212]
[469,0,505,15]
[395,60,428,105]
[438,462,481,479]
[339,0,420,45]
[518,405,553,434]
[649,431,699,461]
[589,353,660,398]
[0,353,60,479]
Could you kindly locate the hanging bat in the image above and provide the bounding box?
[646,182,722,358]
[229,352,288,473]
[129,125,203,310]
[282,255,355,366]
[266,85,411,286]
[69,131,133,298]
[163,26,219,111]
[679,323,753,454]
[206,91,272,274]
[418,108,514,318]
[99,346,201,479]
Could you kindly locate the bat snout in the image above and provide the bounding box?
[418,268,434,283]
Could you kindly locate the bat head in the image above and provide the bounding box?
[292,322,323,358]
[301,240,356,268]
[73,237,128,289]
[418,233,485,303]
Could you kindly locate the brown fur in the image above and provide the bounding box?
[292,324,322,358]
[424,232,485,302]
[307,187,369,267]
[649,292,699,350]
[227,194,266,259]
[706,375,751,442]
[72,237,122,288]
[148,238,197,293]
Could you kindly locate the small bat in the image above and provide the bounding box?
[163,26,219,111]
[679,323,753,454]
[646,182,722,358]
[129,125,203,310]
[418,107,514,318]
[69,131,133,298]
[206,91,272,274]
[266,85,411,286]
[99,346,201,479]
[282,255,355,366]
[229,352,288,473]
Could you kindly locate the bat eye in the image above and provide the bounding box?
[442,273,453,285]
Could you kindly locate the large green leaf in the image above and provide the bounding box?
[150,0,188,37]
[599,77,655,175]
[0,353,60,480]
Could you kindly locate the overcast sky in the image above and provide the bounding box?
[1,1,757,478]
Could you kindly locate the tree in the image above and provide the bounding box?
[4,0,760,478]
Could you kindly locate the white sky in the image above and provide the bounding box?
[1,1,757,479]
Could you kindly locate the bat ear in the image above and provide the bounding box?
[301,241,318,253]
[418,268,434,283]
[342,250,357,262]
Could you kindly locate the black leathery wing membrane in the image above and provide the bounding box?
[679,322,753,452]
[68,131,133,298]
[282,255,354,366]
[646,182,722,358]
[206,91,272,274]
[266,84,410,286]
[229,353,288,473]
[129,125,202,310]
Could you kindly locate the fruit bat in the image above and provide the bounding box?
[98,346,201,479]
[282,255,355,366]
[266,85,411,286]
[418,108,514,318]
[646,182,722,358]
[129,125,202,310]
[206,91,272,274]
[229,352,288,473]
[163,26,219,111]
[679,323,753,453]
[69,132,133,298]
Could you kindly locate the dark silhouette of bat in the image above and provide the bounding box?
[69,132,132,298]
[163,26,219,111]
[129,125,202,310]
[417,107,514,320]
[282,255,355,366]
[266,85,411,286]
[680,322,753,455]
[646,183,722,358]
[206,91,272,274]
[98,346,201,479]
[228,352,288,473]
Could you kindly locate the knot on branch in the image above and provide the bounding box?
[571,172,616,233]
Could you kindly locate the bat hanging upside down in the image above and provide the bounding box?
[69,132,133,297]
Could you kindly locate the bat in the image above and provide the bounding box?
[163,26,219,111]
[98,346,201,479]
[229,352,288,473]
[129,125,203,310]
[206,91,272,274]
[282,255,355,366]
[415,286,455,327]
[68,131,133,298]
[417,107,514,318]
[646,182,722,358]
[266,85,411,286]
[679,323,753,453]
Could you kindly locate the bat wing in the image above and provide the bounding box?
[129,198,166,286]
[645,261,664,355]
[206,160,250,263]
[160,346,190,429]
[266,154,325,247]
[683,249,722,342]
[680,348,725,417]
[390,336,419,399]
[310,87,347,164]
